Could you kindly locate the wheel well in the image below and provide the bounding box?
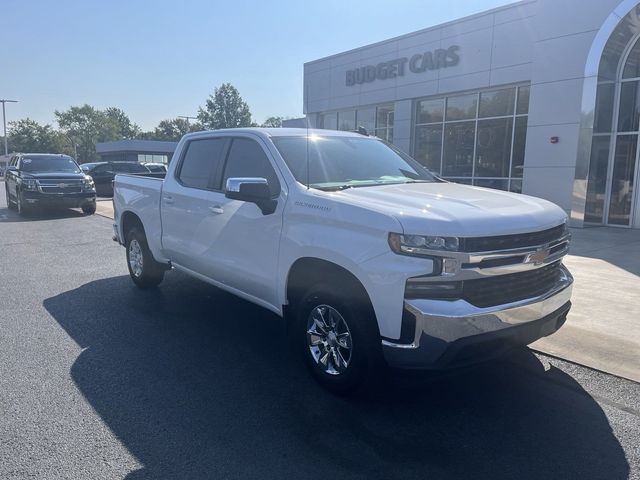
[121,211,144,241]
[286,258,376,328]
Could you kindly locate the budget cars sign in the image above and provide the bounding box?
[345,45,460,86]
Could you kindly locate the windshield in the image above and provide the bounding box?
[272,135,438,191]
[20,155,81,174]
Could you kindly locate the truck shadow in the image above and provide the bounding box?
[0,205,85,222]
[43,273,630,480]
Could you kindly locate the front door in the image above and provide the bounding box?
[203,136,285,309]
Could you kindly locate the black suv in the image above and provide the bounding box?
[4,154,96,216]
[80,161,150,196]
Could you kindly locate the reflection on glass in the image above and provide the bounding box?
[479,88,515,118]
[585,136,611,223]
[356,108,376,132]
[512,117,527,178]
[377,104,394,130]
[617,81,640,132]
[623,36,640,79]
[338,110,356,131]
[475,118,513,177]
[321,113,337,130]
[473,178,509,191]
[375,128,393,143]
[608,134,637,225]
[594,83,615,133]
[444,178,472,185]
[414,125,443,172]
[416,99,444,124]
[443,122,475,176]
[446,94,477,121]
[516,85,530,115]
[510,180,522,193]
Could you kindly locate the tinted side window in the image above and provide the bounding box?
[112,163,130,173]
[223,138,280,196]
[94,164,111,173]
[178,138,227,190]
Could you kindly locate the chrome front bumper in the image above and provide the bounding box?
[382,264,573,369]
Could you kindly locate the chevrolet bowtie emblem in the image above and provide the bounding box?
[527,249,550,265]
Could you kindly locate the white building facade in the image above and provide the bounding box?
[303,0,640,228]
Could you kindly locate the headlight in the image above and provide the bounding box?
[20,178,38,191]
[388,232,460,256]
[83,176,95,191]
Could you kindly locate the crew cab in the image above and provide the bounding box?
[112,128,573,392]
[5,153,96,216]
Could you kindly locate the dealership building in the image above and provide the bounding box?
[302,0,640,228]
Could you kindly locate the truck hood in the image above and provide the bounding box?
[338,182,567,237]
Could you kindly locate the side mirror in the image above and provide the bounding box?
[225,177,277,215]
[7,166,17,172]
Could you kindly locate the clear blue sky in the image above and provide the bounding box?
[1,0,513,130]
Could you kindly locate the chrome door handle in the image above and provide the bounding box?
[209,205,224,214]
[163,195,174,204]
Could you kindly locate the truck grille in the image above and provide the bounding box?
[462,261,563,308]
[460,224,566,252]
[37,179,83,194]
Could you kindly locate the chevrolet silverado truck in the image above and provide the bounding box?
[112,128,573,392]
[5,153,96,216]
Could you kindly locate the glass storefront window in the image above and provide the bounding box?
[512,117,528,178]
[617,81,640,132]
[321,112,337,130]
[356,108,376,132]
[414,125,443,172]
[585,136,611,223]
[608,134,637,225]
[443,121,475,177]
[594,83,616,133]
[415,84,528,190]
[479,88,515,118]
[475,118,513,177]
[416,99,444,124]
[623,36,640,79]
[516,85,530,115]
[338,110,356,131]
[376,104,394,130]
[446,94,477,121]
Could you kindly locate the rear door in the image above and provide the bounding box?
[160,136,229,272]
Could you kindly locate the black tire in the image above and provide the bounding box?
[16,192,31,217]
[5,187,16,210]
[295,285,383,394]
[125,227,165,289]
[82,201,96,215]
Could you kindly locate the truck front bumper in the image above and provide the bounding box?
[23,190,96,209]
[382,265,573,369]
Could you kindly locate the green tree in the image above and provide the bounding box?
[197,83,252,129]
[261,116,283,128]
[152,118,203,141]
[7,119,70,155]
[105,107,140,139]
[55,104,120,162]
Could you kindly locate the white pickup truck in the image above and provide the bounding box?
[113,128,573,392]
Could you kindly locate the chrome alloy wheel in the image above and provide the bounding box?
[307,305,353,375]
[128,239,144,278]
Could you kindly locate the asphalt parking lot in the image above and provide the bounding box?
[1,188,639,479]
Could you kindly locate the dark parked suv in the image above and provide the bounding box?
[80,161,150,196]
[4,153,96,216]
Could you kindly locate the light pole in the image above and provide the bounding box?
[1,99,18,155]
